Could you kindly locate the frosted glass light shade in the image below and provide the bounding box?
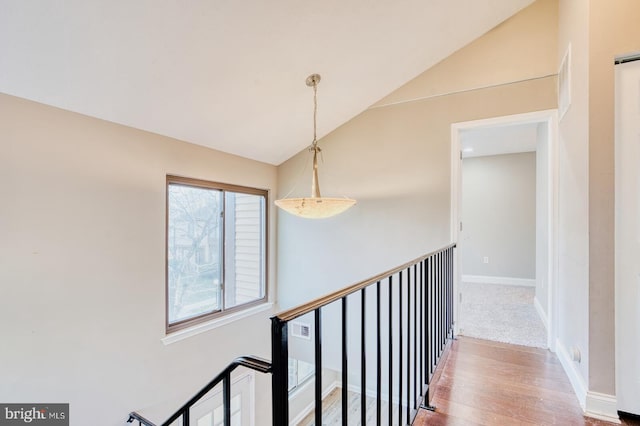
[275,197,356,219]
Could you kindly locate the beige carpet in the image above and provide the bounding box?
[458,282,547,348]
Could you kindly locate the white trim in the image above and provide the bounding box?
[289,380,339,425]
[161,303,274,345]
[534,296,548,330]
[555,338,587,409]
[585,392,620,424]
[546,112,559,352]
[451,122,461,335]
[451,109,560,131]
[558,44,572,120]
[461,274,535,287]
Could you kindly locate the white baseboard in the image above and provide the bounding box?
[555,339,587,409]
[461,274,536,287]
[290,380,340,425]
[585,392,620,424]
[533,296,548,330]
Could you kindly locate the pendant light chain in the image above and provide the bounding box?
[311,79,319,151]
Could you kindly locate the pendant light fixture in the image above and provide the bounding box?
[275,74,356,219]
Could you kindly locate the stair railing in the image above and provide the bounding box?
[128,243,455,426]
[271,243,456,425]
[127,356,271,426]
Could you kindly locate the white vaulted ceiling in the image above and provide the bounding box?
[0,0,534,165]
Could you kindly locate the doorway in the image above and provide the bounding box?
[450,110,558,351]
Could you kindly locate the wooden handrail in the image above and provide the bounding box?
[273,243,456,322]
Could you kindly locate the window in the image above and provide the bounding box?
[166,175,268,333]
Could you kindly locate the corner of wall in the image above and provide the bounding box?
[555,338,587,409]
[533,296,549,330]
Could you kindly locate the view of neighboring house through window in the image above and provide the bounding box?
[166,175,267,332]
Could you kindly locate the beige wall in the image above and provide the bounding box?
[0,94,278,424]
[460,153,537,279]
[557,0,640,401]
[373,0,558,108]
[556,0,591,391]
[277,0,558,311]
[588,0,640,397]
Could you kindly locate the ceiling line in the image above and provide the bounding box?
[368,73,558,110]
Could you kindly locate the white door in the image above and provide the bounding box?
[615,58,640,415]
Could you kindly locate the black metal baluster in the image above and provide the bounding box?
[420,259,427,390]
[441,251,446,350]
[406,267,410,423]
[432,254,437,372]
[342,297,348,426]
[447,248,452,337]
[443,249,447,340]
[444,249,449,338]
[398,271,403,426]
[376,280,382,425]
[423,256,435,411]
[413,264,417,411]
[442,250,449,342]
[315,308,323,426]
[437,252,442,359]
[388,276,393,426]
[428,256,432,375]
[450,247,454,337]
[438,251,442,353]
[419,260,423,397]
[442,250,449,347]
[361,288,367,426]
[435,252,439,360]
[451,247,454,335]
[446,250,449,342]
[423,258,430,408]
[427,258,431,380]
[224,372,231,426]
[271,318,289,425]
[183,409,189,426]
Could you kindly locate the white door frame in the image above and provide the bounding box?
[450,109,559,351]
[615,58,640,415]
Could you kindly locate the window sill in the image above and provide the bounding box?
[162,302,274,345]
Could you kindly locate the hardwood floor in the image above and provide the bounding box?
[295,337,639,425]
[414,337,640,426]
